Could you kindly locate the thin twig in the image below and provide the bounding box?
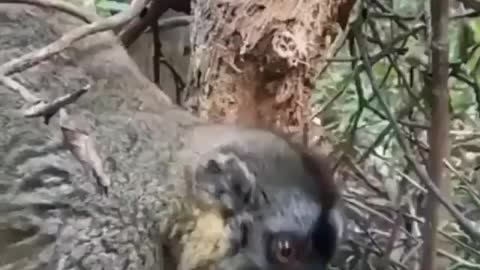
[0,0,150,76]
[314,23,351,80]
[369,0,422,33]
[366,19,425,113]
[23,85,90,124]
[0,0,98,22]
[0,76,41,103]
[159,59,185,104]
[438,249,480,268]
[438,229,480,259]
[152,16,160,85]
[343,196,418,240]
[145,16,192,33]
[344,156,387,197]
[120,0,183,47]
[0,76,90,124]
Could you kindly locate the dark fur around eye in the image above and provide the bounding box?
[206,159,222,174]
[231,178,243,195]
[311,210,338,263]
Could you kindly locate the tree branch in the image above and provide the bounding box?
[145,15,192,33]
[0,0,98,22]
[0,0,150,76]
[420,0,451,268]
[24,85,90,124]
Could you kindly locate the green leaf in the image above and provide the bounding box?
[468,18,480,43]
[451,88,475,114]
[450,21,477,67]
[96,0,129,12]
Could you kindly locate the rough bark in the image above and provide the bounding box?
[184,0,355,133]
[0,5,209,270]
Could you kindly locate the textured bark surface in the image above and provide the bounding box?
[0,5,209,270]
[0,5,171,112]
[185,0,355,133]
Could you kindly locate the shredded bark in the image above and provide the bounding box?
[186,0,355,135]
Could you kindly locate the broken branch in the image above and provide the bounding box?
[0,75,41,103]
[23,84,90,124]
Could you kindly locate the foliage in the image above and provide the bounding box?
[95,0,129,16]
[96,0,129,13]
[65,0,129,17]
[313,0,480,268]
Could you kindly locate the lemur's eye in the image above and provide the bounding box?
[269,233,299,264]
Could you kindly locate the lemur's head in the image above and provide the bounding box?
[187,125,344,270]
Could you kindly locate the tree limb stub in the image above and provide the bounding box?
[186,0,356,135]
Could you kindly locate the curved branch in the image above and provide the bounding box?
[0,0,98,22]
[0,0,150,76]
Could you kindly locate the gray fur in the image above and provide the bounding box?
[182,124,344,270]
[192,151,259,215]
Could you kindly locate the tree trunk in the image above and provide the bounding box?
[0,5,204,270]
[184,0,355,134]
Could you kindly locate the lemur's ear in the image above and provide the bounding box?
[298,149,339,210]
[200,149,264,211]
[311,206,344,264]
[205,159,223,174]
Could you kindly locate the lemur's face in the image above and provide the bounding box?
[219,189,343,270]
[185,126,343,270]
